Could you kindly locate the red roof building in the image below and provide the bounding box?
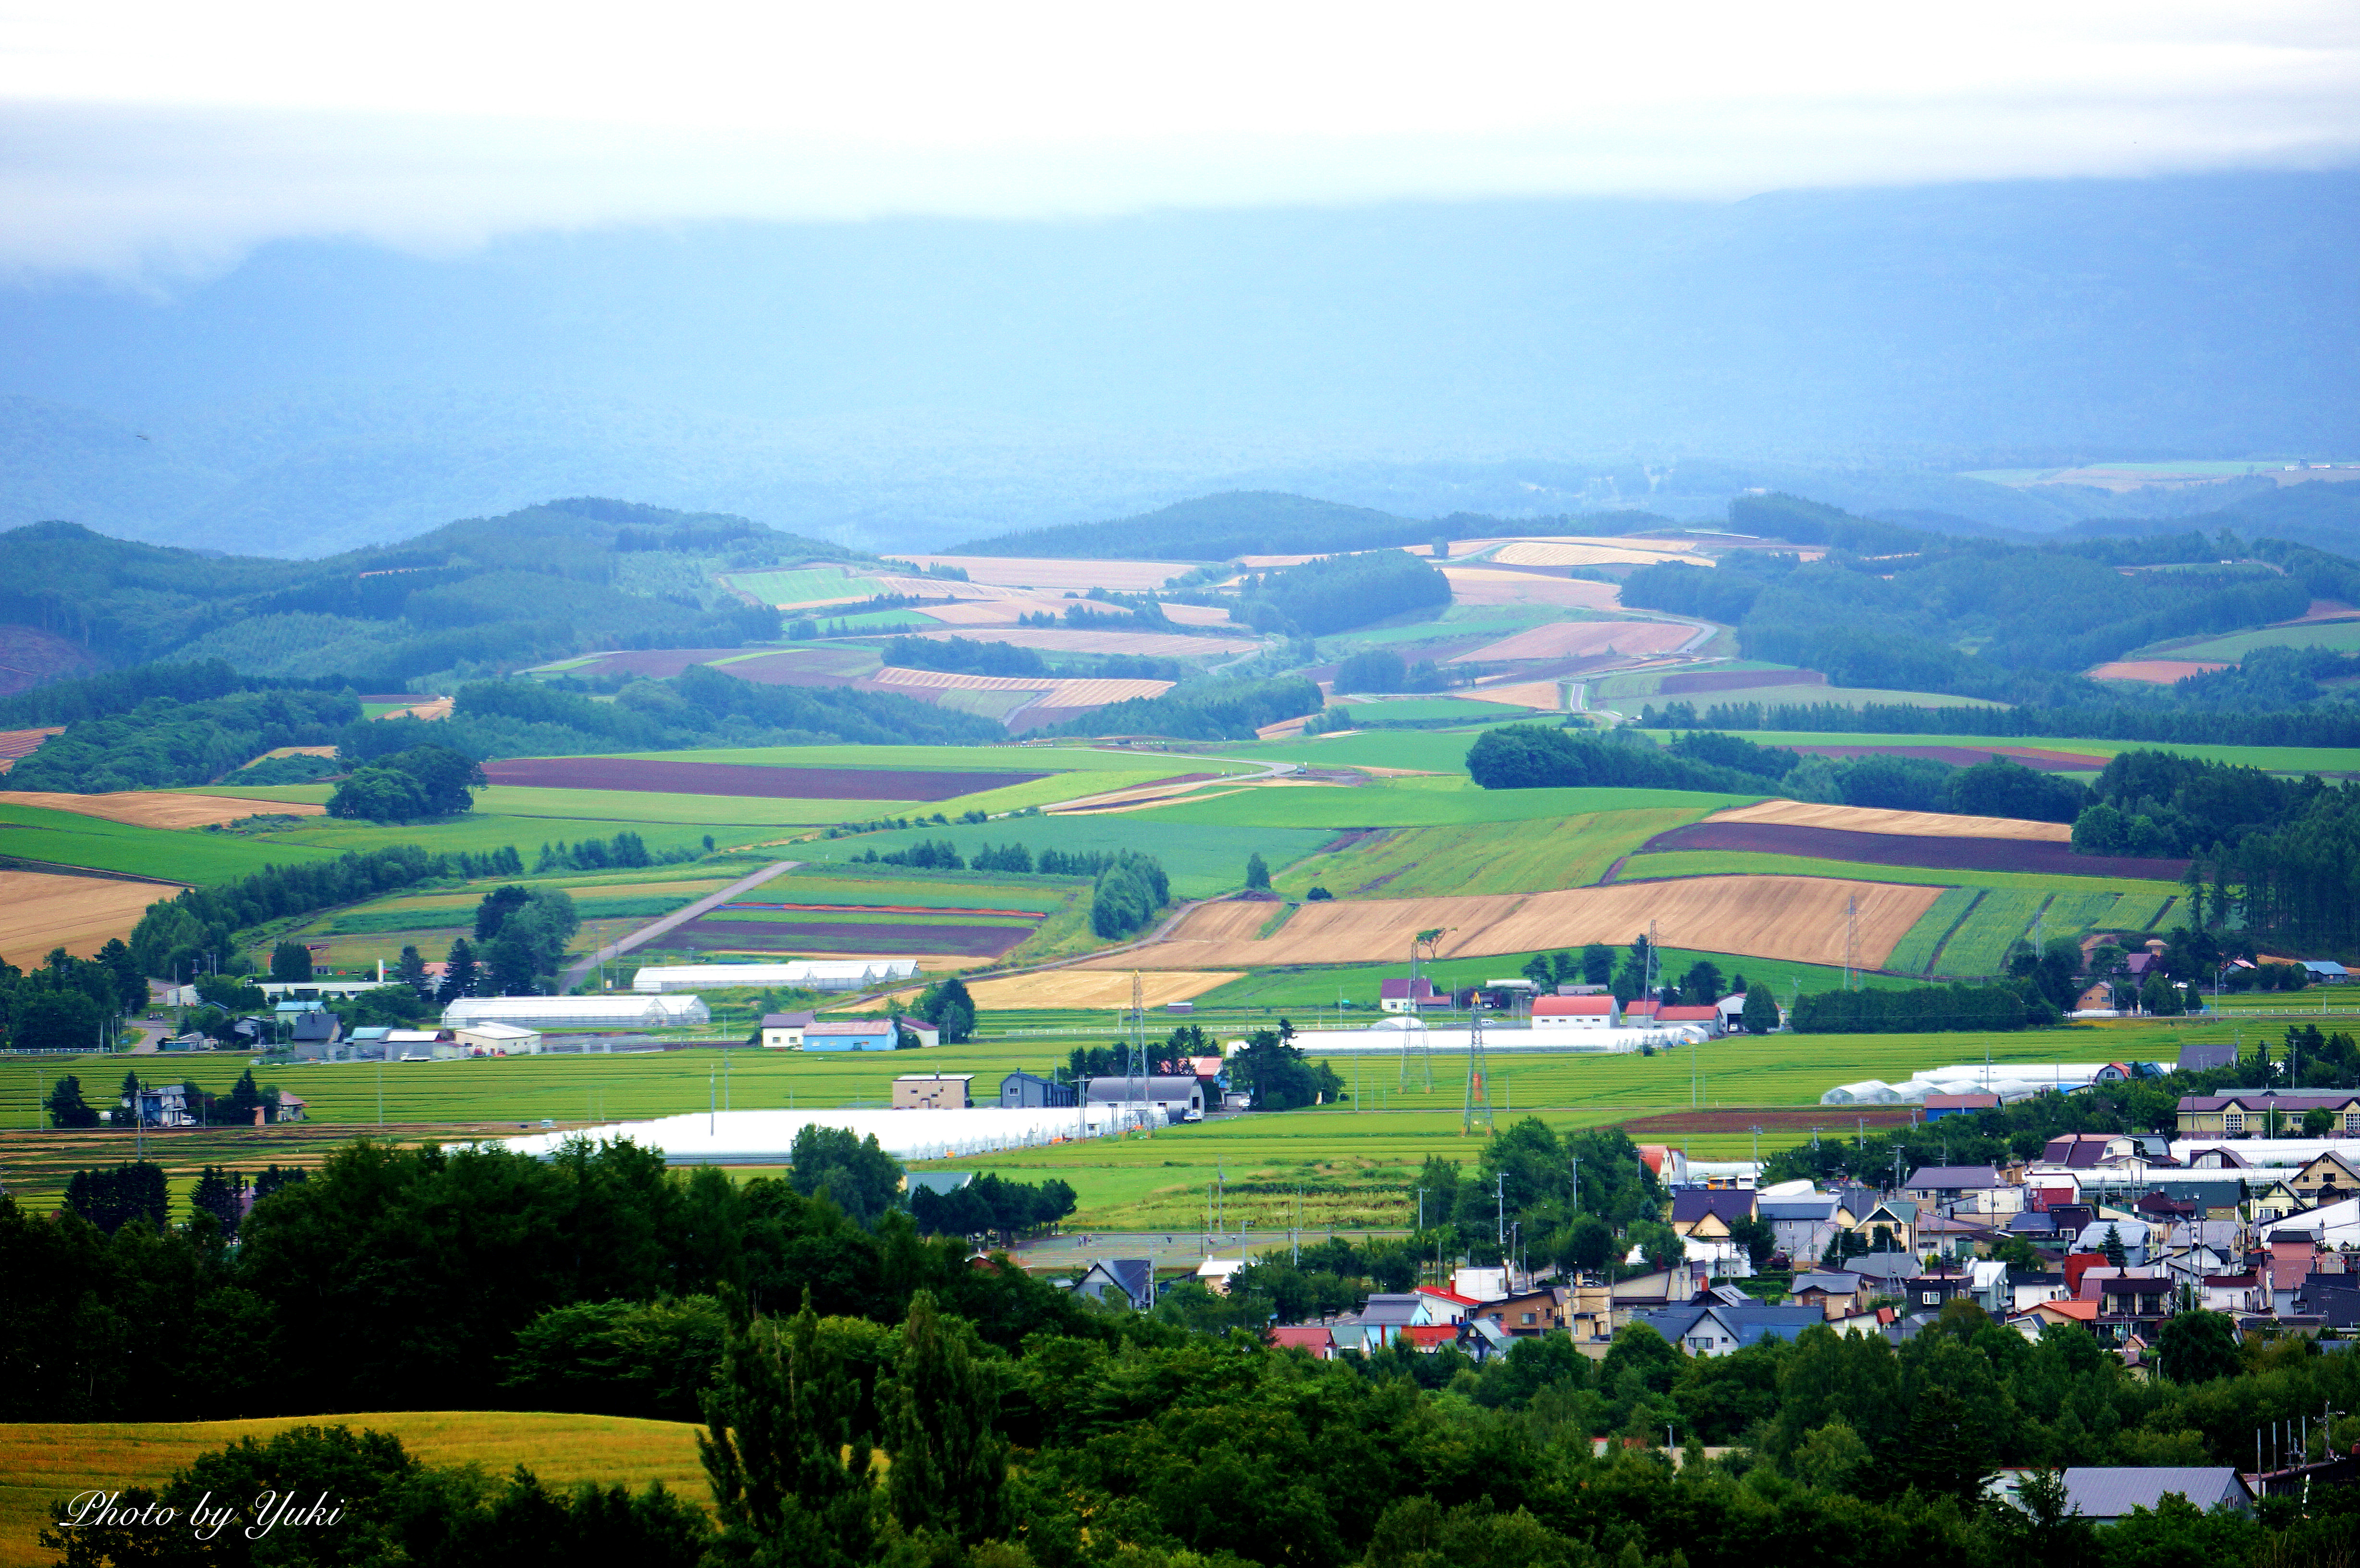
[1532,995,1620,1029]
[1266,1325,1337,1359]
[1401,1323,1459,1353]
[1654,1004,1723,1035]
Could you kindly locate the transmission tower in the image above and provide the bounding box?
[1400,929,1442,1090]
[1645,919,1660,1000]
[1130,969,1147,1099]
[1462,1001,1493,1136]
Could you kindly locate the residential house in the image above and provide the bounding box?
[1847,1253,1923,1296]
[759,1011,813,1048]
[2176,1090,2360,1137]
[893,1017,941,1049]
[1531,995,1620,1029]
[2082,1269,2174,1341]
[2011,1298,2099,1339]
[802,1019,899,1052]
[1414,1286,1480,1323]
[1904,1164,2017,1218]
[2178,1041,2238,1071]
[2300,959,2350,984]
[1856,1198,1918,1255]
[998,1070,1076,1108]
[1608,1261,1711,1314]
[1670,1188,1758,1271]
[1379,977,1443,1014]
[2008,1271,2070,1313]
[892,1073,974,1109]
[1452,1266,1510,1302]
[2198,1270,2269,1314]
[1760,1192,1841,1263]
[1789,1270,1865,1317]
[1653,1004,1724,1036]
[1637,1300,1824,1357]
[1916,1211,1996,1261]
[1072,1259,1156,1312]
[1474,1287,1569,1338]
[2290,1150,2360,1207]
[2075,1218,2152,1267]
[1083,1075,1205,1120]
[127,1083,194,1127]
[1901,1266,1976,1316]
[1830,1184,1884,1236]
[1266,1325,1336,1359]
[1332,1293,1433,1352]
[1195,1257,1247,1295]
[1923,1092,1998,1120]
[1400,1323,1460,1354]
[2055,1469,2253,1522]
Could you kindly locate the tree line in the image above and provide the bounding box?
[1043,674,1324,741]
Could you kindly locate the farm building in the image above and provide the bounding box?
[1821,1080,1900,1104]
[443,995,710,1030]
[760,1011,813,1048]
[2177,1090,2360,1136]
[1084,1074,1205,1120]
[1923,1092,1998,1119]
[1380,976,1444,1014]
[1654,1004,1723,1037]
[385,1029,446,1061]
[999,1070,1076,1108]
[453,1021,543,1055]
[500,1103,1151,1165]
[894,1073,974,1109]
[804,1019,898,1051]
[632,959,920,993]
[1532,995,1619,1029]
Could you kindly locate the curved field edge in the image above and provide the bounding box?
[1269,806,1715,900]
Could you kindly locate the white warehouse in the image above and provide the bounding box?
[443,994,710,1030]
[631,960,920,993]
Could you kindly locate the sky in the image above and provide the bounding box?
[3,1,2358,279]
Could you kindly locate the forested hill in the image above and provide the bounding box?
[0,499,860,689]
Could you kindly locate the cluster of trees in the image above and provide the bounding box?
[1467,723,1768,792]
[1418,1122,1681,1273]
[1519,944,1617,989]
[1790,982,2033,1034]
[1088,851,1170,939]
[0,943,148,1050]
[5,686,359,793]
[1226,1026,1344,1110]
[908,1171,1079,1241]
[908,976,977,1044]
[1232,549,1451,636]
[2201,784,2360,951]
[466,885,583,988]
[1045,674,1323,741]
[1646,696,2360,748]
[1330,646,1450,694]
[884,635,1052,677]
[1660,728,2090,821]
[324,742,484,821]
[533,829,707,872]
[127,845,523,980]
[2071,749,2302,858]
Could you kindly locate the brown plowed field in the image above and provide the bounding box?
[1439,569,1624,610]
[957,969,1245,1010]
[1782,743,2107,773]
[673,917,1030,957]
[1658,669,1827,695]
[900,627,1260,657]
[6,790,325,827]
[899,555,1197,591]
[1639,821,2188,880]
[2087,659,2232,684]
[1449,620,1694,664]
[0,869,178,957]
[1090,875,1934,971]
[1487,539,1706,568]
[0,625,102,697]
[479,758,1048,800]
[1706,798,2073,841]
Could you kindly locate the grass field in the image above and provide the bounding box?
[1689,731,2360,776]
[1269,807,1711,899]
[721,566,889,606]
[0,1409,705,1568]
[794,820,1335,899]
[1933,889,2050,976]
[1211,730,1491,774]
[2153,620,2360,662]
[0,802,343,884]
[1880,887,1982,976]
[1135,783,1761,830]
[1337,697,1546,722]
[1619,849,2180,898]
[246,814,779,859]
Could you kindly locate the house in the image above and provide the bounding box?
[2008,1271,2069,1312]
[2198,1270,2268,1314]
[128,1083,194,1127]
[2176,1090,2360,1136]
[2054,1468,2253,1523]
[1789,1270,1865,1317]
[998,1070,1076,1108]
[2300,959,2350,984]
[1670,1188,1758,1270]
[2289,1150,2360,1207]
[1901,1266,1980,1315]
[1267,1324,1336,1359]
[1072,1259,1156,1311]
[2178,1041,2238,1072]
[2083,1269,2174,1339]
[1379,977,1443,1014]
[1400,1323,1460,1354]
[271,1092,307,1122]
[893,1017,941,1049]
[1531,995,1620,1029]
[1414,1285,1480,1323]
[1083,1075,1205,1120]
[1760,1192,1841,1262]
[1637,1300,1824,1357]
[1903,1164,2012,1216]
[1916,1211,1997,1261]
[892,1073,974,1109]
[1473,1287,1568,1338]
[802,1019,899,1052]
[1923,1092,1998,1120]
[1196,1257,1247,1295]
[2075,1218,2152,1267]
[1847,1253,1923,1294]
[385,1029,446,1061]
[2011,1297,2098,1338]
[1330,1293,1434,1352]
[1452,1266,1509,1302]
[453,1020,542,1055]
[1855,1198,1918,1254]
[759,1011,813,1048]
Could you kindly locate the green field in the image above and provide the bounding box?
[1683,731,2360,775]
[1932,889,2050,976]
[1881,886,1982,976]
[1136,782,1760,830]
[1619,848,2179,899]
[243,813,777,858]
[1270,807,1709,899]
[795,819,1335,899]
[1211,730,1494,774]
[0,1412,706,1568]
[2150,620,2360,662]
[1335,697,1542,721]
[721,567,889,607]
[0,802,344,884]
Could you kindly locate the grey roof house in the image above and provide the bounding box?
[1636,1300,1824,1357]
[2058,1468,2252,1522]
[1072,1259,1156,1312]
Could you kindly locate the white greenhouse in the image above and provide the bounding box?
[499,1104,1159,1165]
[442,994,710,1030]
[630,960,920,993]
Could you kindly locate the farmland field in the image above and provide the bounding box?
[1133,782,1762,830]
[898,555,1199,590]
[1703,798,2072,840]
[1100,874,1939,970]
[1617,849,2180,900]
[0,789,326,828]
[0,801,344,883]
[1932,889,2051,976]
[1269,807,1710,899]
[0,1410,706,1568]
[1690,731,2360,776]
[1332,697,1531,722]
[477,757,1051,799]
[0,870,174,959]
[795,819,1335,899]
[1640,818,2184,880]
[243,811,778,858]
[1448,619,1697,663]
[2150,618,2360,662]
[1881,886,1983,975]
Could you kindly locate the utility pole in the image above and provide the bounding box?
[1495,1170,1506,1251]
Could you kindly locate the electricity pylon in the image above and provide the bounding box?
[1463,1002,1493,1136]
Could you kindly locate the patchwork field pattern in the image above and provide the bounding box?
[1703,798,2073,841]
[1780,744,2109,772]
[0,801,344,883]
[897,626,1261,657]
[898,555,1198,590]
[1271,807,1711,900]
[1931,889,2049,976]
[1639,819,2187,879]
[1438,568,1626,610]
[478,758,1051,799]
[1098,874,1939,970]
[0,870,176,958]
[2087,660,2232,683]
[0,789,326,828]
[1448,620,1696,663]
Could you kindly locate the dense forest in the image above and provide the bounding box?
[1233,550,1452,636]
[1043,674,1322,741]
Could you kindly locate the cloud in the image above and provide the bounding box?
[3,0,2357,279]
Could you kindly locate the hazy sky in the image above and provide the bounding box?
[4,1,2357,277]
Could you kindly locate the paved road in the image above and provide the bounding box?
[1008,1227,1414,1270]
[560,860,800,991]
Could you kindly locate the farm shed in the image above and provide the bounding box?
[453,1021,544,1055]
[999,1070,1075,1108]
[1085,1075,1205,1120]
[760,1011,813,1048]
[893,1073,974,1109]
[443,995,710,1030]
[804,1020,897,1051]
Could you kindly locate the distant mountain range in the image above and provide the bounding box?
[1,172,2352,556]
